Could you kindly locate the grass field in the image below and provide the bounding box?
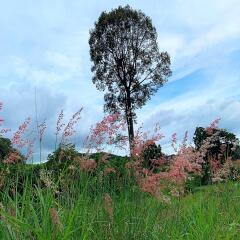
[0,166,239,240]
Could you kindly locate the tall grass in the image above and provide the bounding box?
[0,165,240,239]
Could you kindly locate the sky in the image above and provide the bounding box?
[0,0,240,160]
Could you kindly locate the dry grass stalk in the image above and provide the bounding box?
[49,208,63,231]
[104,193,113,220]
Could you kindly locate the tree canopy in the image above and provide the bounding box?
[89,5,171,152]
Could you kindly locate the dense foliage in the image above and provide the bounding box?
[194,124,240,184]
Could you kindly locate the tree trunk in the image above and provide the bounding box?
[125,90,135,157]
[127,111,134,156]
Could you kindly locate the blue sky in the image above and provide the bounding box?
[0,0,240,158]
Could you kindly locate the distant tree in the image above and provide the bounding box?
[89,5,171,153]
[194,127,239,159]
[193,126,240,184]
[142,143,162,170]
[0,137,11,161]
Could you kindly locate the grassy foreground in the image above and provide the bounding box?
[0,167,240,240]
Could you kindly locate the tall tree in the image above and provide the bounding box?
[89,5,171,153]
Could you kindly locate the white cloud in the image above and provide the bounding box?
[10,52,82,86]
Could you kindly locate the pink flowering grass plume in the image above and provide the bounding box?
[55,109,65,149]
[138,172,171,202]
[60,108,83,144]
[85,112,128,152]
[38,121,47,143]
[139,173,162,198]
[181,131,188,149]
[104,167,117,176]
[127,123,165,186]
[124,124,178,200]
[75,156,97,172]
[171,133,177,152]
[3,151,22,164]
[12,117,31,149]
[0,102,11,137]
[25,137,35,161]
[168,146,203,185]
[133,129,205,199]
[168,132,204,185]
[0,102,3,125]
[56,110,65,134]
[212,157,233,183]
[206,117,221,135]
[40,169,59,194]
[0,102,32,163]
[132,123,164,160]
[8,117,34,162]
[100,152,111,164]
[37,120,47,163]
